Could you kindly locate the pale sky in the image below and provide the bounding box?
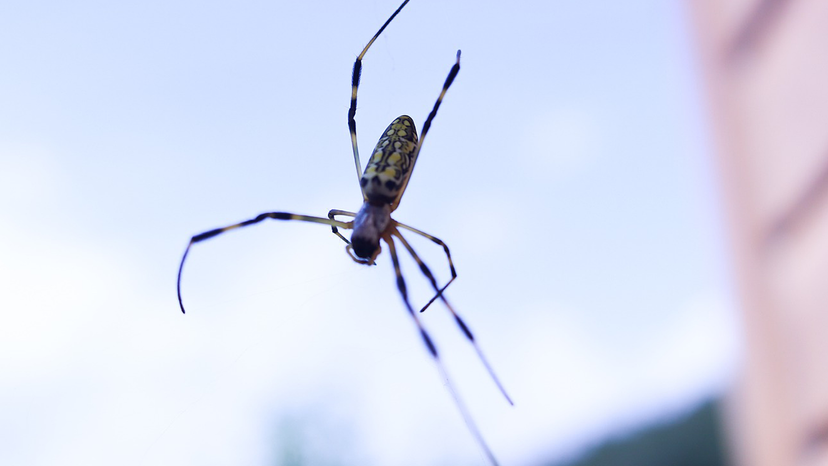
[0,1,740,465]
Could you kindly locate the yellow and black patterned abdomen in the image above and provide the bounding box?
[360,115,419,204]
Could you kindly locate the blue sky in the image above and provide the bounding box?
[0,1,739,464]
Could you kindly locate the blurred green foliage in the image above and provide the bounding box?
[555,400,728,466]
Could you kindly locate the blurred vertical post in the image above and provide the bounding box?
[690,1,828,466]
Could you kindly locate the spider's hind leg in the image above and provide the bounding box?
[394,221,456,313]
[392,230,514,406]
[383,233,500,466]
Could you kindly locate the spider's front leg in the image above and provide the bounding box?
[328,209,356,245]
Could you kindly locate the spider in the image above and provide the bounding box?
[176,1,512,463]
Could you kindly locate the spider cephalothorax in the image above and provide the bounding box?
[349,203,390,262]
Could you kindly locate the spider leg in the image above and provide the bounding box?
[384,234,500,466]
[391,50,461,211]
[392,230,513,406]
[177,212,352,314]
[327,209,356,245]
[418,50,462,149]
[394,221,456,313]
[349,0,411,192]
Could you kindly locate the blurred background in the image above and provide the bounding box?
[2,0,821,465]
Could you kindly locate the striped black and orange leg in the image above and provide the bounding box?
[177,212,353,314]
[392,230,514,406]
[349,0,411,191]
[384,234,500,466]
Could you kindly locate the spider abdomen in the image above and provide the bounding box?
[360,115,418,204]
